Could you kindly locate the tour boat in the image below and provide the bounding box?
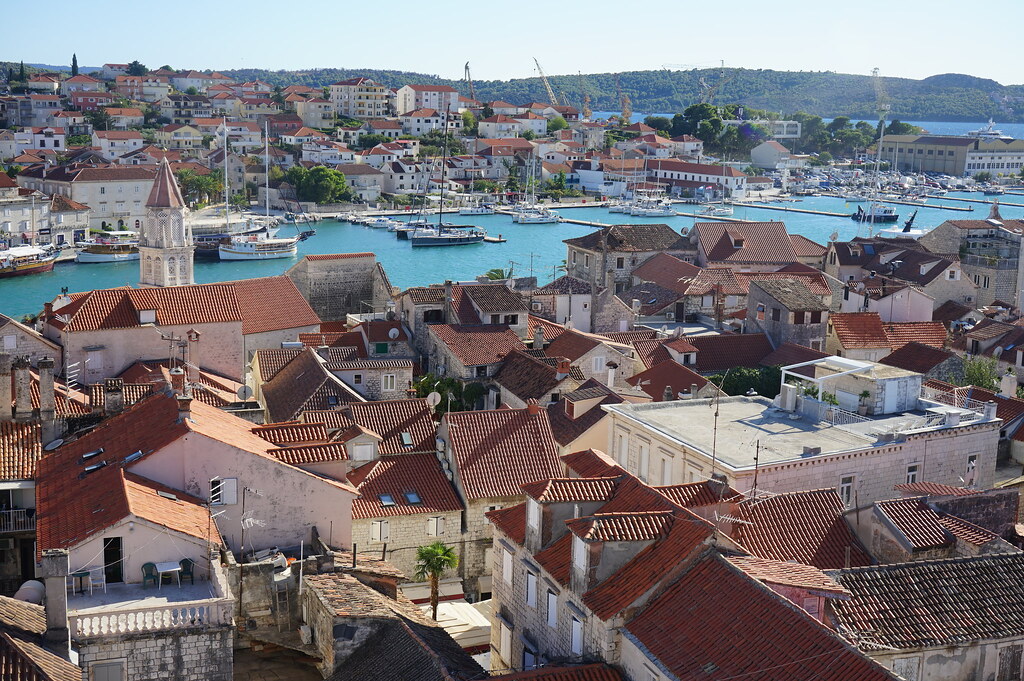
[75,230,139,263]
[851,203,899,223]
[218,234,299,260]
[0,244,60,278]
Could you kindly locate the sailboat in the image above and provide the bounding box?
[511,156,559,223]
[409,109,487,247]
[878,209,927,239]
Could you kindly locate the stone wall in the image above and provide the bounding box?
[285,254,381,323]
[934,489,1020,538]
[352,510,463,580]
[77,627,233,681]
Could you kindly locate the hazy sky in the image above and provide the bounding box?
[7,0,1023,85]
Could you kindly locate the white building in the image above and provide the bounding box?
[395,84,460,116]
[329,77,391,118]
[92,130,144,158]
[18,164,156,231]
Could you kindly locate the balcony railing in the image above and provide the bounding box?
[69,599,233,638]
[0,509,34,533]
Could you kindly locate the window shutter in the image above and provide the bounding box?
[218,478,238,505]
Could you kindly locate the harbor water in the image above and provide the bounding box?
[3,192,1022,319]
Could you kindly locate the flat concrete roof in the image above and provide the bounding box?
[604,396,965,471]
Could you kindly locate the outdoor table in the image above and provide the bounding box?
[154,561,182,589]
[71,569,90,595]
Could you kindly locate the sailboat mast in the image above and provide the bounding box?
[222,117,230,229]
[264,120,270,219]
[437,104,451,231]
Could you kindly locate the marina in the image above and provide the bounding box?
[1,190,1021,319]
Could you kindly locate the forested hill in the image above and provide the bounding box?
[219,66,1024,122]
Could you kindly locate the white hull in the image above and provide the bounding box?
[630,208,676,217]
[218,245,298,260]
[459,207,494,215]
[75,250,140,263]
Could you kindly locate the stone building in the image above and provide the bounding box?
[139,157,193,288]
[285,252,393,323]
[563,223,690,296]
[746,278,829,351]
[436,404,562,600]
[602,357,1001,506]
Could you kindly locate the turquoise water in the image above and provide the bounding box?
[4,192,1022,319]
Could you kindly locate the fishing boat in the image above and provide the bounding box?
[982,185,1005,196]
[75,230,139,263]
[218,234,299,260]
[0,244,60,277]
[851,203,899,223]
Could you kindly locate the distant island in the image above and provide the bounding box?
[9,60,1023,122]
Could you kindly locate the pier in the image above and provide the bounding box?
[738,203,855,218]
[930,195,1024,209]
[874,198,973,212]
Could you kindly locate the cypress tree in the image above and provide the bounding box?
[71,53,78,77]
[18,61,25,81]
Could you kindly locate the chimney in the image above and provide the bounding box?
[186,329,202,386]
[691,383,699,399]
[526,398,540,416]
[13,357,31,422]
[177,394,193,421]
[443,280,453,323]
[0,354,11,422]
[38,357,56,442]
[103,377,125,414]
[555,359,571,381]
[631,299,641,316]
[662,385,674,402]
[533,324,545,350]
[1000,371,1017,398]
[42,301,53,324]
[39,549,69,650]
[984,400,998,421]
[606,362,617,387]
[168,367,185,396]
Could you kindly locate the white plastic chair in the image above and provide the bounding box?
[85,565,107,594]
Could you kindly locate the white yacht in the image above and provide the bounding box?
[218,234,299,260]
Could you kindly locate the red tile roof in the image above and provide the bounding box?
[488,664,622,681]
[689,333,774,374]
[626,360,709,400]
[253,421,331,445]
[893,481,979,497]
[430,324,526,367]
[560,449,622,478]
[567,510,674,541]
[828,312,890,349]
[486,503,527,545]
[349,453,462,519]
[760,342,829,371]
[883,321,947,350]
[654,479,741,508]
[630,253,701,293]
[729,488,872,569]
[521,477,619,503]
[879,341,954,373]
[0,422,41,481]
[344,399,437,455]
[543,329,601,362]
[628,554,896,681]
[444,408,561,499]
[725,555,849,594]
[694,221,799,265]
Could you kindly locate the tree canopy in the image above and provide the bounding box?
[284,166,354,204]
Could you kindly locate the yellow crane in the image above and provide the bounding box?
[534,58,561,107]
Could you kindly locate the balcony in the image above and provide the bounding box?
[0,509,35,533]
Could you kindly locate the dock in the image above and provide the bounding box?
[738,203,855,218]
[874,198,973,212]
[674,212,750,223]
[930,195,1024,209]
[556,216,612,227]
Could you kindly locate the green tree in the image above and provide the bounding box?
[84,109,112,131]
[520,129,536,141]
[695,117,722,146]
[414,541,459,621]
[885,120,924,136]
[418,130,466,158]
[355,133,388,151]
[285,166,353,204]
[706,366,783,399]
[413,373,485,414]
[545,170,567,192]
[484,267,513,280]
[547,116,568,133]
[461,110,478,136]
[66,134,92,146]
[481,104,494,120]
[826,116,851,134]
[71,53,78,77]
[974,171,993,183]
[18,61,25,82]
[958,355,1000,391]
[126,60,147,76]
[185,86,199,96]
[643,115,671,133]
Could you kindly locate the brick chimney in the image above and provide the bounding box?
[12,357,31,422]
[168,367,185,395]
[0,354,11,422]
[103,377,125,414]
[443,280,454,323]
[38,357,56,443]
[39,549,69,651]
[177,394,193,421]
[533,324,545,350]
[555,359,571,381]
[526,398,541,416]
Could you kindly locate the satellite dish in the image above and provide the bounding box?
[388,327,400,340]
[829,231,839,242]
[43,439,64,451]
[236,385,254,401]
[425,392,442,407]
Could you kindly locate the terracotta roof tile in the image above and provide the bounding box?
[269,443,347,465]
[695,221,800,265]
[563,224,684,253]
[831,553,1024,650]
[0,421,41,482]
[430,324,526,367]
[689,333,774,374]
[344,399,437,455]
[728,488,871,570]
[560,449,622,478]
[253,421,330,445]
[726,555,849,594]
[567,510,674,541]
[486,503,527,545]
[828,312,891,349]
[893,481,979,497]
[261,348,361,422]
[760,342,829,371]
[631,253,701,293]
[879,342,953,373]
[654,479,741,508]
[547,393,622,447]
[348,453,462,519]
[883,321,948,351]
[488,664,622,681]
[521,477,620,503]
[628,554,896,681]
[445,407,561,499]
[626,360,709,401]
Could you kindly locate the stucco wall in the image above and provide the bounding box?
[78,627,233,681]
[69,517,209,586]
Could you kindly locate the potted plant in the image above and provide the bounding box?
[821,392,839,406]
[857,390,871,416]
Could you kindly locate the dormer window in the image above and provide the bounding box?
[733,238,744,248]
[138,309,156,324]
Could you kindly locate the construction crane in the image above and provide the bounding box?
[577,71,592,120]
[463,62,476,102]
[534,58,561,107]
[872,66,891,129]
[614,75,631,124]
[698,61,737,106]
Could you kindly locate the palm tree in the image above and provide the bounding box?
[414,541,459,620]
[484,267,513,281]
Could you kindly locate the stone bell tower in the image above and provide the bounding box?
[139,157,193,287]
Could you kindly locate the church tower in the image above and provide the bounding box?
[139,157,193,287]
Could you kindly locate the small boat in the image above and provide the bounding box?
[878,209,928,239]
[512,207,560,223]
[409,225,486,247]
[75,230,139,263]
[218,234,299,260]
[459,203,495,215]
[607,199,630,213]
[851,203,899,223]
[0,244,60,277]
[699,205,734,217]
[629,195,676,217]
[982,186,1005,196]
[364,217,396,229]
